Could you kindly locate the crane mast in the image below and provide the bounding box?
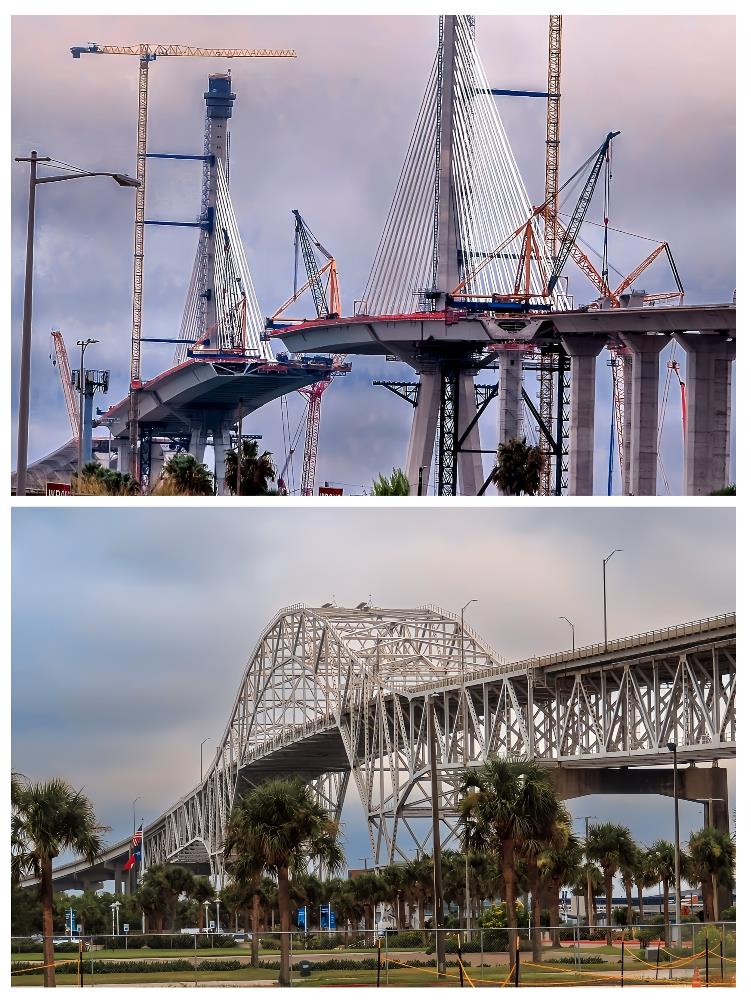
[538,14,563,495]
[71,42,296,484]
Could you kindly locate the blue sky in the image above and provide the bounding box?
[12,506,735,873]
[10,14,736,493]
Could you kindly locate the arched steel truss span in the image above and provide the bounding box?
[138,605,734,881]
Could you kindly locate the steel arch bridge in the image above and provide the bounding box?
[138,605,734,883]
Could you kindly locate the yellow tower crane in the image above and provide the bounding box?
[71,42,297,480]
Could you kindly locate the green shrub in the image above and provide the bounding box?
[383,930,423,947]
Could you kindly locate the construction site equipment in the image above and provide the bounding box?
[50,330,79,437]
[271,211,347,496]
[71,42,296,481]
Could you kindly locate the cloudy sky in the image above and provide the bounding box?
[10,14,735,494]
[12,506,735,874]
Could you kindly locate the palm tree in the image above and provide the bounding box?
[686,828,735,922]
[380,864,407,930]
[224,777,344,987]
[459,756,560,967]
[403,854,434,937]
[522,802,571,960]
[540,835,583,947]
[352,871,387,942]
[224,440,276,496]
[75,463,141,496]
[371,468,410,495]
[630,847,657,924]
[647,839,677,945]
[11,776,107,987]
[328,878,360,943]
[153,454,215,496]
[586,823,637,945]
[491,438,544,496]
[571,860,605,931]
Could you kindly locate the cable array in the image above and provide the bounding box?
[363,16,548,314]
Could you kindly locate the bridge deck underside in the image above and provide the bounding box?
[102,361,333,438]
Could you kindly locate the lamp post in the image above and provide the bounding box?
[14,151,139,495]
[200,738,212,782]
[76,338,99,483]
[602,549,622,651]
[460,599,477,941]
[666,742,681,939]
[110,902,116,937]
[215,897,222,935]
[203,900,211,933]
[114,900,122,937]
[559,616,575,655]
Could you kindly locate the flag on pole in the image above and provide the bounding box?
[124,824,143,871]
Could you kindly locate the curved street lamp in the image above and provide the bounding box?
[14,151,139,496]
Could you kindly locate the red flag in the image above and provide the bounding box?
[123,855,136,872]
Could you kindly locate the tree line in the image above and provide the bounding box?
[11,761,734,987]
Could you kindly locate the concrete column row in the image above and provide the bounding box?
[541,331,735,496]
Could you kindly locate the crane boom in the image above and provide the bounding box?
[50,331,80,437]
[71,41,296,483]
[72,44,296,59]
[547,130,620,294]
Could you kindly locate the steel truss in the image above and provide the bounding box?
[142,607,734,882]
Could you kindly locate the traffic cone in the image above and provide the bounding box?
[692,967,701,987]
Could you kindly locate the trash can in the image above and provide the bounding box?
[299,960,312,978]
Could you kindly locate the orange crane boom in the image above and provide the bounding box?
[50,330,80,438]
[71,41,296,480]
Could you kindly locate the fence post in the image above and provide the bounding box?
[194,934,198,986]
[480,927,484,980]
[78,938,84,988]
[621,938,624,988]
[514,946,520,987]
[720,938,724,982]
[376,937,381,988]
[458,938,464,987]
[385,929,389,986]
[705,937,709,987]
[655,943,661,981]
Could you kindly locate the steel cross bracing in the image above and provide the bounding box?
[140,608,734,881]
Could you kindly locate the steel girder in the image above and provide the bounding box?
[141,608,734,881]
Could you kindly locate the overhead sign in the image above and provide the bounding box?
[46,482,71,496]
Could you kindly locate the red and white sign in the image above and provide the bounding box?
[46,482,71,496]
[319,486,344,496]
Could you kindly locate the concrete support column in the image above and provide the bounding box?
[497,349,523,446]
[620,352,633,495]
[213,424,232,495]
[620,334,666,496]
[561,335,608,495]
[674,333,735,495]
[150,440,165,485]
[116,438,129,474]
[457,372,484,496]
[188,426,208,464]
[112,863,123,896]
[406,373,441,495]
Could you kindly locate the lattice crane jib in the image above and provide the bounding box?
[50,331,80,437]
[71,43,295,480]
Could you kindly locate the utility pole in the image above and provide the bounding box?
[428,696,446,977]
[667,742,681,940]
[559,615,575,654]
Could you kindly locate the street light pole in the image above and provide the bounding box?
[215,897,222,934]
[602,550,622,651]
[667,742,681,939]
[13,153,138,495]
[559,616,575,655]
[200,738,211,782]
[76,338,99,483]
[428,696,446,977]
[459,599,477,941]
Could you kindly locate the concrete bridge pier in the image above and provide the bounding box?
[621,351,633,494]
[620,333,666,496]
[188,425,208,465]
[457,372,484,496]
[497,349,523,452]
[561,335,608,495]
[116,438,129,475]
[674,333,735,495]
[405,373,440,495]
[212,423,233,496]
